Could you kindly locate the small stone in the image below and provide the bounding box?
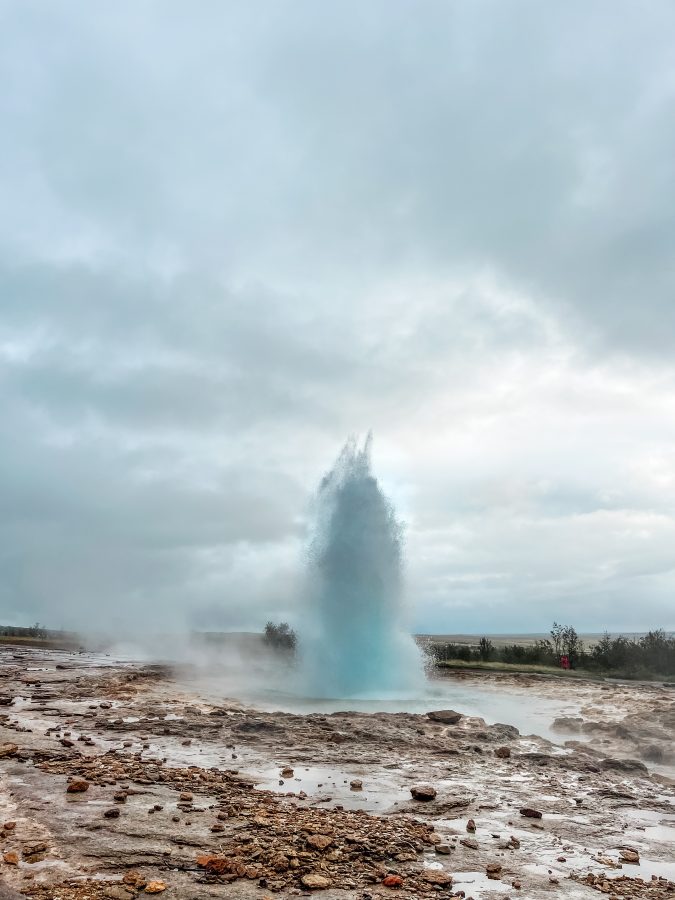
[21,843,48,863]
[3,851,19,865]
[422,870,453,886]
[104,887,134,899]
[301,873,333,889]
[512,880,522,890]
[3,822,16,831]
[620,848,640,863]
[410,784,437,801]
[467,818,476,832]
[144,882,167,894]
[281,766,294,778]
[427,709,463,724]
[270,852,290,872]
[383,874,404,887]
[494,746,511,758]
[123,870,147,887]
[486,863,502,878]
[67,779,89,793]
[104,807,120,818]
[435,843,452,854]
[460,837,479,850]
[519,807,542,818]
[179,792,193,802]
[307,834,332,851]
[350,779,363,790]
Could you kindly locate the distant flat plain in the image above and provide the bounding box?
[416,632,669,648]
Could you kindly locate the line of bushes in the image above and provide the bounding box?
[427,623,675,678]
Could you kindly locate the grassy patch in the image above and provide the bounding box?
[435,658,671,682]
[0,635,82,650]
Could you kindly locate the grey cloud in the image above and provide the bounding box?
[1,1,674,635]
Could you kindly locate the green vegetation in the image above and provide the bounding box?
[263,621,297,654]
[0,624,82,650]
[428,623,675,681]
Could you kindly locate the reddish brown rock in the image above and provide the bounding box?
[422,870,453,885]
[307,834,333,851]
[383,874,404,887]
[66,778,89,793]
[301,873,333,889]
[410,784,437,801]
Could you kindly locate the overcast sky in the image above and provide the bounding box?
[1,1,674,636]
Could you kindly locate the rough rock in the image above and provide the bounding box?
[422,870,453,885]
[552,716,584,732]
[301,873,333,889]
[519,807,543,818]
[66,778,90,793]
[600,757,649,774]
[426,709,463,725]
[307,834,332,851]
[410,784,437,801]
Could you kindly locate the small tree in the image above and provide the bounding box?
[263,621,297,654]
[478,637,494,661]
[550,622,564,658]
[561,625,582,667]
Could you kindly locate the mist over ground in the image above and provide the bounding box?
[1,1,675,636]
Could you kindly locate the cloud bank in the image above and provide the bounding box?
[1,0,674,634]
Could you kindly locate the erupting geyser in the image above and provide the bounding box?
[300,435,425,697]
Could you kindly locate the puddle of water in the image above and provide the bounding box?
[600,855,675,880]
[452,871,513,894]
[182,673,589,744]
[252,765,403,811]
[619,807,675,844]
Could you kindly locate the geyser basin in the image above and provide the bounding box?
[299,435,424,698]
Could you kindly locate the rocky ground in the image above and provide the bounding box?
[0,647,673,900]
